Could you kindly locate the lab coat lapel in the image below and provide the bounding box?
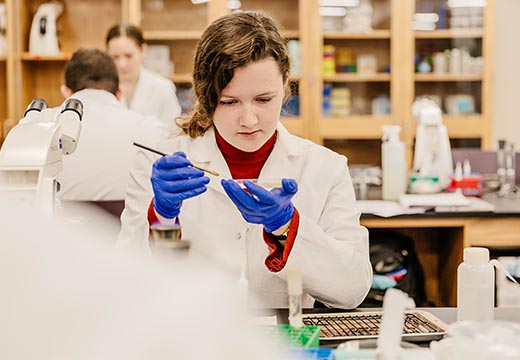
[259,123,302,181]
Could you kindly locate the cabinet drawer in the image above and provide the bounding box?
[467,218,520,247]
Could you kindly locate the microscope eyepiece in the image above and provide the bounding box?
[24,98,48,116]
[61,98,83,120]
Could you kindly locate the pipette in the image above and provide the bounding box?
[133,142,220,176]
[287,267,303,328]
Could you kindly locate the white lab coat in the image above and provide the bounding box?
[117,124,372,309]
[58,89,167,201]
[121,67,182,127]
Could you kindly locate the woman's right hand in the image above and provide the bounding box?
[151,151,210,219]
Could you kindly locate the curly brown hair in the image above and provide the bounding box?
[180,11,291,138]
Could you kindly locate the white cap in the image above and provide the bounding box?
[382,125,401,142]
[463,247,489,264]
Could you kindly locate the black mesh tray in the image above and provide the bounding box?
[302,310,447,342]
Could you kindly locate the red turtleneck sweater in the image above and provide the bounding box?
[148,128,298,272]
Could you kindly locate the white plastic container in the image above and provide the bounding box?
[381,125,407,201]
[457,247,494,322]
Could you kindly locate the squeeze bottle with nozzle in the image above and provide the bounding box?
[381,125,407,201]
[457,247,494,322]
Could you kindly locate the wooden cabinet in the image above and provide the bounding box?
[309,0,409,164]
[133,0,213,83]
[1,0,495,161]
[3,0,124,136]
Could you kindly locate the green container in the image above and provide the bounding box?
[263,324,320,348]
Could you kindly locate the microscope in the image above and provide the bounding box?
[411,97,453,192]
[0,2,7,57]
[29,1,63,55]
[0,98,83,215]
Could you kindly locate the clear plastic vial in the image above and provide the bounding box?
[457,247,494,322]
[381,125,407,201]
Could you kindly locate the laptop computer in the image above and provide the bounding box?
[302,310,448,342]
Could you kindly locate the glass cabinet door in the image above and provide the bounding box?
[139,0,210,115]
[320,0,392,120]
[413,0,488,147]
[318,0,393,165]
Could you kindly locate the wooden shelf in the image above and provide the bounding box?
[170,73,193,83]
[324,30,391,39]
[143,30,202,40]
[281,116,303,136]
[319,116,394,139]
[281,30,300,39]
[414,73,482,82]
[21,52,71,61]
[169,73,301,85]
[408,115,485,138]
[414,29,484,39]
[323,73,391,82]
[444,115,485,137]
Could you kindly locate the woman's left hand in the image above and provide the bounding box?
[221,178,298,233]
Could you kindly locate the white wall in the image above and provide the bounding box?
[492,0,520,148]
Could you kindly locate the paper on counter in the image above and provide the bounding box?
[434,196,495,212]
[357,200,427,218]
[399,192,470,209]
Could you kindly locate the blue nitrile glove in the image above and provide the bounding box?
[151,151,210,218]
[221,178,298,233]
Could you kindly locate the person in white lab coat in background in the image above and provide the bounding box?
[58,48,166,206]
[106,23,182,128]
[117,11,372,309]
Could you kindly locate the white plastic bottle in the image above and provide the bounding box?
[381,125,407,201]
[457,247,494,322]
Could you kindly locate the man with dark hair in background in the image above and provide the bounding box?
[58,48,167,229]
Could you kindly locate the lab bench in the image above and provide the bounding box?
[360,193,520,306]
[267,307,520,351]
[271,306,520,328]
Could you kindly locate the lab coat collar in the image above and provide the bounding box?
[69,89,121,108]
[188,123,304,194]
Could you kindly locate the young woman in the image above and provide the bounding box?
[118,11,372,309]
[106,24,181,127]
